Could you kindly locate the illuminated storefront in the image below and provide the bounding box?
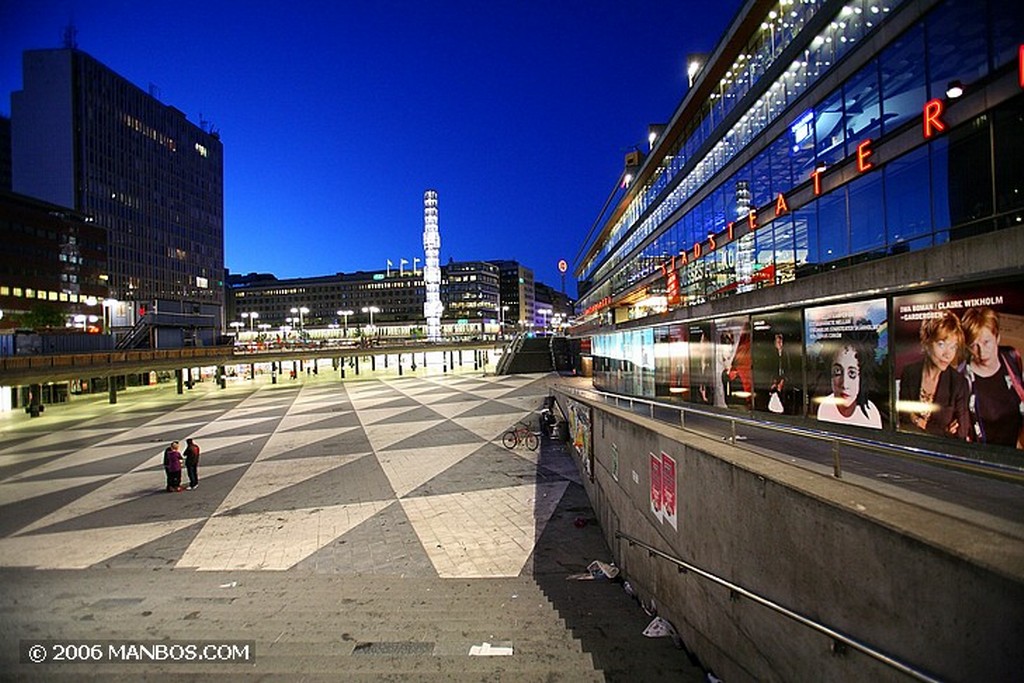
[574,0,1024,458]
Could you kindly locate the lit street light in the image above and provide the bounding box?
[361,306,380,336]
[337,309,354,337]
[241,311,260,331]
[290,306,309,332]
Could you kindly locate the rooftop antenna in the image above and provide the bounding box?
[61,21,78,49]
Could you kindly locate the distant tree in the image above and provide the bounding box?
[22,304,67,330]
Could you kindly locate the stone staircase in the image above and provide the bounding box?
[0,569,661,681]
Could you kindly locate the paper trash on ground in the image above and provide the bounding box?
[469,642,514,656]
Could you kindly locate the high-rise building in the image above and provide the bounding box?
[10,47,225,340]
[489,260,535,331]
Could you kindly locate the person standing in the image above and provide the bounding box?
[183,438,201,490]
[897,311,969,439]
[164,441,183,492]
[960,306,1024,448]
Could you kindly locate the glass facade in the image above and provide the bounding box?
[577,0,1024,314]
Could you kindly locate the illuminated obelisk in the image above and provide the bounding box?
[423,190,443,341]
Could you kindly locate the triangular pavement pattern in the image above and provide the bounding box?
[292,501,438,576]
[0,518,206,569]
[177,500,393,571]
[222,453,394,515]
[381,419,484,452]
[377,443,481,498]
[401,481,569,578]
[215,454,369,513]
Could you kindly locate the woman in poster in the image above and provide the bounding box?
[960,306,1024,448]
[897,311,970,439]
[817,331,883,428]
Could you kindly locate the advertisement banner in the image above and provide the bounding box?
[752,310,804,415]
[649,452,663,522]
[805,298,888,429]
[661,452,677,530]
[893,282,1024,449]
[714,316,752,410]
[687,321,714,405]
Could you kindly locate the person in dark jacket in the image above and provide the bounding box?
[183,438,201,490]
[164,441,183,492]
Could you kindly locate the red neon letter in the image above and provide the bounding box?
[811,168,824,196]
[708,233,717,251]
[856,140,874,172]
[1019,45,1024,88]
[727,221,735,241]
[692,242,702,259]
[923,99,946,139]
[775,193,789,216]
[748,209,757,231]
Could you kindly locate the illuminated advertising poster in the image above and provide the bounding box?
[893,282,1024,449]
[661,452,678,530]
[687,321,714,405]
[752,311,804,415]
[649,452,663,521]
[713,316,752,410]
[567,398,594,479]
[805,299,888,429]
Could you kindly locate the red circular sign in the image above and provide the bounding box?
[557,259,568,274]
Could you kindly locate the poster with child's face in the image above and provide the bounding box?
[805,299,888,429]
[893,281,1024,448]
[752,310,804,415]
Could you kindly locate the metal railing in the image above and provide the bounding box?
[615,531,942,682]
[553,384,1024,483]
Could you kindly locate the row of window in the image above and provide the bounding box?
[580,0,1024,311]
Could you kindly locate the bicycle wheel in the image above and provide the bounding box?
[501,430,518,449]
[524,432,539,451]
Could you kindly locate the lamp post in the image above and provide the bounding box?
[229,321,244,338]
[290,306,309,333]
[241,311,259,331]
[361,306,380,337]
[337,309,354,337]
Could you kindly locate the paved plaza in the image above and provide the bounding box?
[0,370,699,681]
[0,371,580,576]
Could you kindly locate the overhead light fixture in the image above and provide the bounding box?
[946,80,964,99]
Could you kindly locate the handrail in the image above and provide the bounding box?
[553,384,1024,483]
[615,531,943,683]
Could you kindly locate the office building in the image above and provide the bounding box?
[573,0,1024,461]
[490,260,536,331]
[10,47,225,341]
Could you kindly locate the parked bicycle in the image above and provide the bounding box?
[501,420,539,451]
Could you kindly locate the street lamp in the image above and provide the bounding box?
[290,306,309,332]
[241,311,259,331]
[337,309,354,337]
[229,321,244,337]
[361,306,380,336]
[538,308,552,332]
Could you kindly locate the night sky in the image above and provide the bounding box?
[2,0,742,296]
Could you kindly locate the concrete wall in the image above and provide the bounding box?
[554,389,1024,682]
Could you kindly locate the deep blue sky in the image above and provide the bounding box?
[2,1,742,296]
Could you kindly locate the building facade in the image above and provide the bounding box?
[10,48,225,336]
[0,191,108,330]
[490,260,536,331]
[573,0,1024,462]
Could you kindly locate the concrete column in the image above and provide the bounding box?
[176,369,184,394]
[371,355,376,372]
[398,353,403,376]
[249,363,255,380]
[355,356,360,375]
[186,368,194,390]
[109,379,117,405]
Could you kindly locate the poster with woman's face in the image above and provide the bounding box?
[805,298,888,429]
[752,310,804,415]
[687,321,714,405]
[713,316,751,410]
[893,281,1024,448]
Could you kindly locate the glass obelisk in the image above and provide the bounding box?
[423,190,443,341]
